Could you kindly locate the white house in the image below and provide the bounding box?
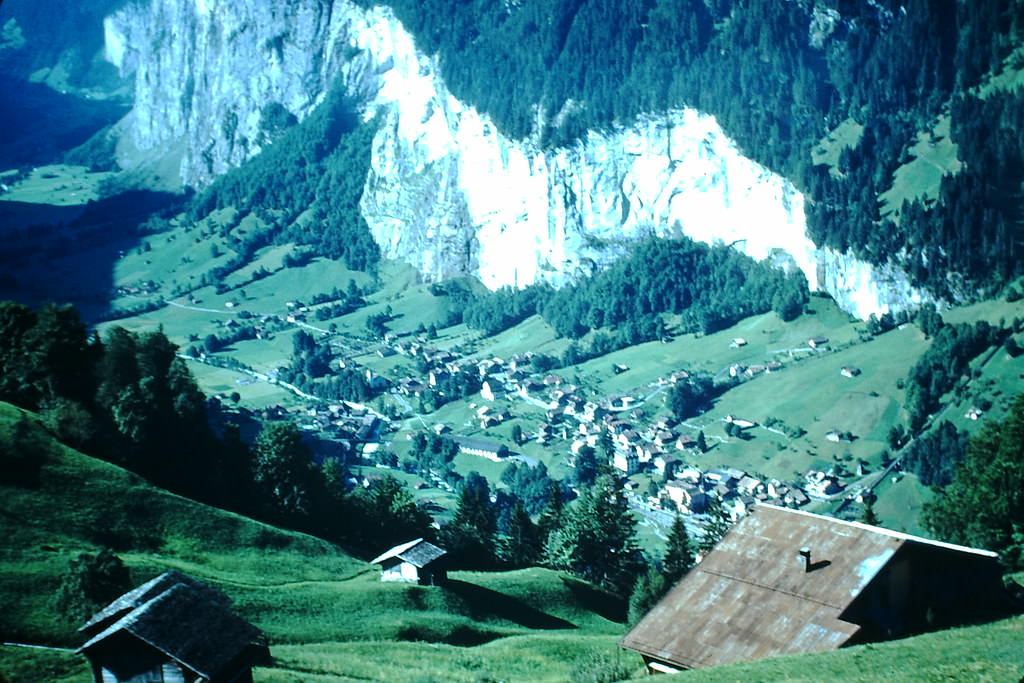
[370,538,448,585]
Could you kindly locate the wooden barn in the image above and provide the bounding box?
[621,504,1010,673]
[77,570,269,682]
[370,538,448,585]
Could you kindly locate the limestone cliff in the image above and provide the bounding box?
[103,0,931,319]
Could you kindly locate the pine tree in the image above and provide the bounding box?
[627,566,666,625]
[663,512,696,585]
[441,472,498,569]
[696,430,708,453]
[698,496,733,556]
[498,502,541,568]
[860,501,881,526]
[923,393,1024,568]
[547,474,646,595]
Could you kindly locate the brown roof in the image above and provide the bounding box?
[620,504,999,670]
[370,538,447,568]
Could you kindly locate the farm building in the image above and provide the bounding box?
[78,570,269,683]
[370,538,448,585]
[450,435,507,461]
[620,504,1009,674]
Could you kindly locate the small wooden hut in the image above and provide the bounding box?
[370,538,448,585]
[78,570,269,682]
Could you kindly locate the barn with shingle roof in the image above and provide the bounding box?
[370,538,448,585]
[78,571,269,682]
[621,504,1009,673]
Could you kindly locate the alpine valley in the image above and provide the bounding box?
[0,1,1022,681]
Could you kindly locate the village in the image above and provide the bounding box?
[200,303,880,538]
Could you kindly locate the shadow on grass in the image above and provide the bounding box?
[443,579,577,630]
[560,576,627,623]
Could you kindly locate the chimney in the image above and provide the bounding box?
[798,546,812,572]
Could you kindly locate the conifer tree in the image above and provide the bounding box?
[442,472,498,569]
[498,501,541,568]
[663,512,696,585]
[697,496,733,556]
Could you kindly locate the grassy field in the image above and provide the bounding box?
[0,401,631,682]
[810,117,864,171]
[0,164,115,206]
[660,614,1024,682]
[879,115,962,218]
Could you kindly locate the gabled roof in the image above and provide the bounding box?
[370,538,447,568]
[79,569,228,637]
[79,574,267,679]
[620,504,999,670]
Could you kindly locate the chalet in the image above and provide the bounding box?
[481,379,503,401]
[674,434,696,451]
[840,366,862,378]
[682,492,712,515]
[613,449,640,475]
[724,415,756,429]
[808,335,829,349]
[730,338,748,348]
[663,480,696,510]
[370,538,448,585]
[621,505,1010,673]
[451,435,507,461]
[78,571,269,683]
[724,494,757,520]
[805,470,843,497]
[653,452,680,478]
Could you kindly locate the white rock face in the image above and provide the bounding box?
[104,0,931,319]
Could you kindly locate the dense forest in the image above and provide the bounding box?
[189,87,380,272]
[436,236,808,355]
[358,0,1023,293]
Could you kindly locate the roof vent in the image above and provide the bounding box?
[798,546,812,572]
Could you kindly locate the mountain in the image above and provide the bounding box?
[12,0,995,318]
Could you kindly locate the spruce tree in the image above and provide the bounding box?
[663,512,696,585]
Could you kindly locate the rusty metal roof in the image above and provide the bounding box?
[620,504,998,670]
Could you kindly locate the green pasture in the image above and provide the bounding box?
[870,472,934,537]
[663,615,1024,683]
[880,115,961,218]
[810,117,864,171]
[0,164,114,206]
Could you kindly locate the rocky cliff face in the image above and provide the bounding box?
[103,0,931,319]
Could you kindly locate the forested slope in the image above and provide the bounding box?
[365,0,1022,294]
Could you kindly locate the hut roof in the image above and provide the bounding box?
[620,504,1000,670]
[370,538,447,568]
[79,574,267,679]
[79,569,229,637]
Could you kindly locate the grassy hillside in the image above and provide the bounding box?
[658,614,1024,682]
[0,401,631,681]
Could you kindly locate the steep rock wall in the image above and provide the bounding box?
[103,0,931,319]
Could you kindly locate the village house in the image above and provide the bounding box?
[653,452,680,478]
[724,415,756,429]
[450,435,507,461]
[481,379,503,401]
[613,449,640,475]
[808,335,830,349]
[621,505,1010,673]
[805,470,843,498]
[78,570,269,683]
[736,475,764,496]
[370,538,448,585]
